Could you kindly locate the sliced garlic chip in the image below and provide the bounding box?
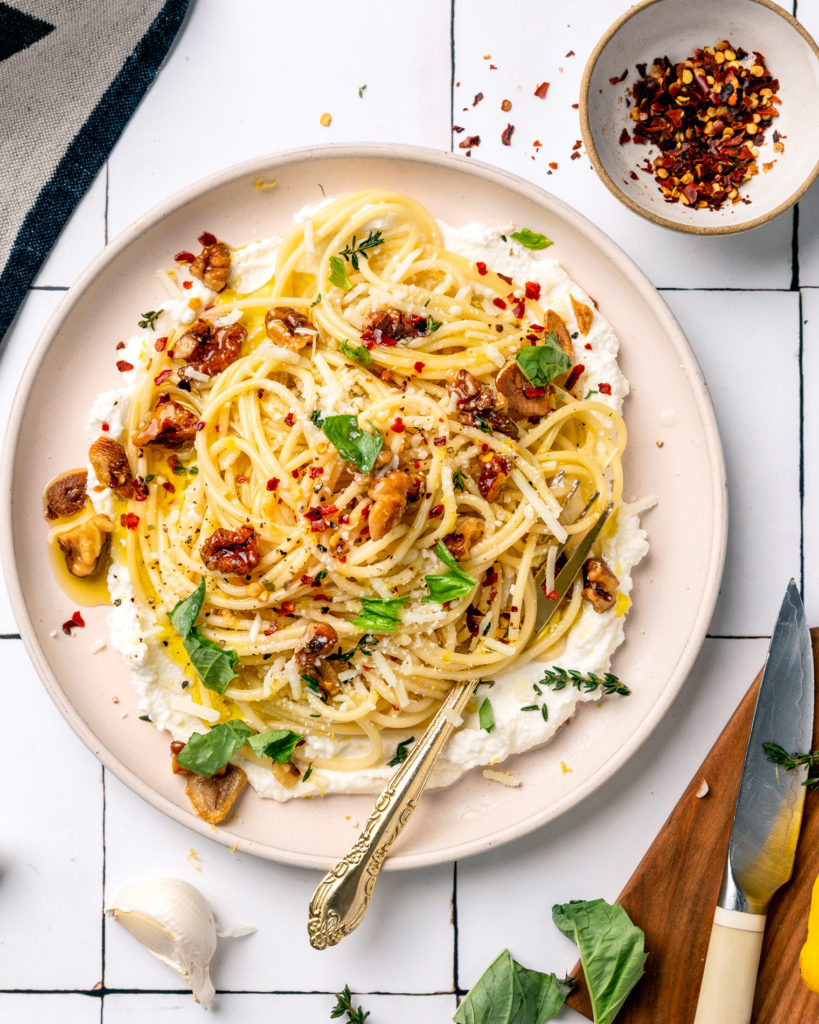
[105,878,217,1009]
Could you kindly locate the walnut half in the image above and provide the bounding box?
[56,513,113,577]
[185,763,247,824]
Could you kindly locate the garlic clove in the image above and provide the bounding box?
[105,878,217,1009]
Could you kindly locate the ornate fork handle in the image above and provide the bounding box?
[307,678,478,949]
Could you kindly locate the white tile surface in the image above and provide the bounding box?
[456,636,769,1017]
[0,0,810,1018]
[0,641,103,990]
[103,772,454,994]
[104,992,455,1023]
[106,0,452,238]
[0,995,99,1023]
[661,290,801,636]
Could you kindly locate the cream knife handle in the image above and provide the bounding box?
[693,908,766,1024]
[307,679,478,950]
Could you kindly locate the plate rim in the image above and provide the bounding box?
[0,142,728,870]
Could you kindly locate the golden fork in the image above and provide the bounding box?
[307,499,613,950]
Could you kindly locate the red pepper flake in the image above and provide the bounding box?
[619,128,631,145]
[308,465,324,479]
[115,340,125,350]
[533,140,543,148]
[564,363,585,392]
[429,503,444,519]
[453,124,464,133]
[154,336,168,351]
[182,280,193,290]
[195,420,206,431]
[362,338,376,350]
[61,610,86,635]
[459,135,481,149]
[629,170,639,181]
[523,385,547,399]
[543,588,559,601]
[570,152,581,160]
[549,161,558,170]
[162,481,175,493]
[484,568,498,586]
[524,281,541,301]
[391,417,405,433]
[339,513,350,525]
[116,360,134,373]
[476,261,488,276]
[473,91,484,106]
[198,231,217,246]
[101,422,110,432]
[310,520,329,533]
[433,436,447,447]
[598,382,612,395]
[492,297,507,310]
[413,360,425,373]
[511,297,526,319]
[318,504,338,517]
[566,50,575,58]
[609,70,628,85]
[236,475,249,484]
[501,123,515,146]
[174,250,195,263]
[266,478,279,491]
[571,102,579,109]
[120,512,140,530]
[305,507,323,522]
[284,412,295,427]
[584,342,592,351]
[313,593,330,601]
[280,601,295,615]
[534,82,550,99]
[498,273,513,285]
[489,64,497,70]
[154,368,173,386]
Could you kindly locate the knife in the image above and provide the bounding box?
[693,580,814,1024]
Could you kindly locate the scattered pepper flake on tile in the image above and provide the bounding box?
[319,112,332,127]
[459,135,481,149]
[501,98,512,111]
[534,81,550,99]
[501,123,515,146]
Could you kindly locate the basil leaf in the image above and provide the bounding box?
[515,331,571,387]
[552,899,646,1024]
[479,697,494,732]
[322,415,383,473]
[351,596,409,632]
[510,228,553,250]
[422,540,477,604]
[169,578,205,637]
[176,720,252,777]
[183,627,240,694]
[329,255,351,290]
[387,736,415,767]
[247,729,302,763]
[340,339,372,366]
[453,948,570,1024]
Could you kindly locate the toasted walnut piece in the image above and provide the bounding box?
[201,524,260,575]
[265,307,318,351]
[495,361,554,419]
[178,319,246,377]
[363,308,428,344]
[57,513,113,577]
[132,399,198,449]
[444,518,485,560]
[271,760,301,789]
[368,471,413,541]
[45,469,88,520]
[190,239,231,292]
[448,369,520,439]
[478,454,510,503]
[545,309,574,359]
[89,437,134,498]
[170,740,190,776]
[569,295,594,337]
[295,621,339,670]
[185,763,247,824]
[581,557,619,612]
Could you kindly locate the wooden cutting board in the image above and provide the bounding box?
[567,629,819,1024]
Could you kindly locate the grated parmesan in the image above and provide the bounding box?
[482,768,521,787]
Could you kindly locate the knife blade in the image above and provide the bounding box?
[693,579,814,1024]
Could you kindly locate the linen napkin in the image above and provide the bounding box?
[0,0,192,345]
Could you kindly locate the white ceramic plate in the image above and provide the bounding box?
[1,145,726,870]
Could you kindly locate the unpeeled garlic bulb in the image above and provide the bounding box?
[105,878,218,1008]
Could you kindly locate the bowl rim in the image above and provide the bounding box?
[579,0,819,235]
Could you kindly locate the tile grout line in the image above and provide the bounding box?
[790,202,800,291]
[100,765,108,1016]
[0,987,456,997]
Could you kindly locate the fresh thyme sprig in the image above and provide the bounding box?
[327,634,378,662]
[339,229,383,270]
[540,667,631,696]
[138,309,162,330]
[331,985,370,1023]
[763,743,819,788]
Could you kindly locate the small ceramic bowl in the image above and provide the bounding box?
[580,0,819,234]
